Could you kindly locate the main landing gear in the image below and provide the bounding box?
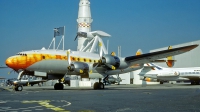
[191,81,200,85]
[54,79,64,90]
[13,85,23,91]
[93,78,105,90]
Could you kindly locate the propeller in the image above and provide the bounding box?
[90,42,116,74]
[89,42,103,74]
[66,50,85,74]
[96,43,116,70]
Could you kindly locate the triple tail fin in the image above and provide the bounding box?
[166,46,176,67]
[151,46,176,67]
[136,49,142,56]
[135,49,163,70]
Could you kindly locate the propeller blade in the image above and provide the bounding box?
[8,69,16,75]
[105,63,116,70]
[90,63,99,74]
[74,34,78,41]
[99,42,103,59]
[67,50,71,65]
[93,63,99,70]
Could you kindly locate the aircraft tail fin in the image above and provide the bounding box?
[149,63,164,70]
[143,63,164,71]
[166,46,176,67]
[136,49,143,56]
[151,46,176,67]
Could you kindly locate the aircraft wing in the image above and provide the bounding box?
[125,44,198,65]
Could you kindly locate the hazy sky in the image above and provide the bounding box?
[0,0,200,79]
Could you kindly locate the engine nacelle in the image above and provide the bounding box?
[68,62,89,74]
[140,76,145,80]
[102,54,120,68]
[141,76,158,82]
[145,78,158,82]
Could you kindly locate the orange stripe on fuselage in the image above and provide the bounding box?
[6,53,98,71]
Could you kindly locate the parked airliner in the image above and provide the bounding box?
[139,63,200,85]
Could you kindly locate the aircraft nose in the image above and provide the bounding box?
[5,57,12,67]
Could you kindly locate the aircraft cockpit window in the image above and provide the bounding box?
[16,53,27,56]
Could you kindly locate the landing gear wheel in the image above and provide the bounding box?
[14,85,23,91]
[54,83,64,90]
[93,82,100,90]
[99,82,104,89]
[93,82,105,90]
[160,81,163,84]
[191,81,198,85]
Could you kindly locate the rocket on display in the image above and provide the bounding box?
[77,0,93,51]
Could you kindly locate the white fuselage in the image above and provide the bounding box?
[139,65,200,81]
[5,49,142,79]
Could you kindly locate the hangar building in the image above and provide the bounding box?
[116,40,200,85]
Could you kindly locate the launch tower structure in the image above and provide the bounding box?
[76,0,110,54]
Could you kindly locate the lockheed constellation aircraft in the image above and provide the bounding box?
[2,31,198,91]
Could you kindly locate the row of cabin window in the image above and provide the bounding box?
[180,72,200,75]
[16,53,27,56]
[42,56,98,63]
[17,54,98,63]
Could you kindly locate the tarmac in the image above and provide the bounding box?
[0,83,200,112]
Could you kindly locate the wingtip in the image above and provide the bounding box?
[182,44,199,52]
[191,44,199,48]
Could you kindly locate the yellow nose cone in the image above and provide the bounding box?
[5,57,12,67]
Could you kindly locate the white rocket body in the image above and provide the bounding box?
[77,0,93,51]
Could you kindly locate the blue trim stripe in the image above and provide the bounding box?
[150,63,162,70]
